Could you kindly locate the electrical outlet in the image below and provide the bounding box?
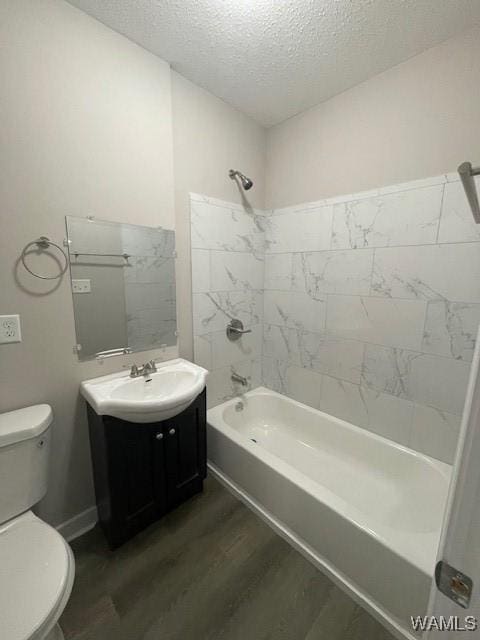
[72,279,91,294]
[0,315,22,344]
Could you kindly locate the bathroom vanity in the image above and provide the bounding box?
[81,358,209,548]
[87,388,206,548]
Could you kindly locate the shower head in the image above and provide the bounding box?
[229,169,253,191]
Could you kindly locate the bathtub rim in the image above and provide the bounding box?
[207,386,451,578]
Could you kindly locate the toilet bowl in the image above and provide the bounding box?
[0,405,75,640]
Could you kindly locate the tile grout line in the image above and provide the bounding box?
[262,238,480,255]
[261,321,475,364]
[435,182,446,245]
[261,287,480,307]
[262,356,463,420]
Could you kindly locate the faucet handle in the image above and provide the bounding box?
[226,319,252,341]
[147,360,157,372]
[129,364,139,378]
[231,372,248,386]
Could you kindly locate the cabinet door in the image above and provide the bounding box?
[106,419,166,541]
[152,427,168,515]
[164,391,206,508]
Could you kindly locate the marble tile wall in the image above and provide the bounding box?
[191,173,480,463]
[263,173,480,463]
[190,193,266,408]
[122,227,177,351]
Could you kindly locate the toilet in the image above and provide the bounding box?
[0,405,75,640]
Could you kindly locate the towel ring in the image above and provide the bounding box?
[21,236,69,280]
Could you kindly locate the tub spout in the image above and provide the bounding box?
[231,372,248,386]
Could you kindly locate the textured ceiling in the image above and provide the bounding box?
[66,0,480,126]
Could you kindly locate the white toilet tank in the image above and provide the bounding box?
[0,405,53,525]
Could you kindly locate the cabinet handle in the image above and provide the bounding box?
[155,432,164,440]
[169,428,176,436]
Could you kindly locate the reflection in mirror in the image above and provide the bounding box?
[66,216,176,360]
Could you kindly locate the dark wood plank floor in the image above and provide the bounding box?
[60,476,395,640]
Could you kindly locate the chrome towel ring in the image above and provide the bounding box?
[20,236,69,280]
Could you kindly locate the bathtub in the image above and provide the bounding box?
[207,387,452,639]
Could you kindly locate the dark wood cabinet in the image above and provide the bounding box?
[87,389,206,548]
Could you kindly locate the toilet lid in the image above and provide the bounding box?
[0,513,71,640]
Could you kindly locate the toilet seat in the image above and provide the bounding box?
[0,511,75,640]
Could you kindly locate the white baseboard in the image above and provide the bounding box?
[56,506,98,542]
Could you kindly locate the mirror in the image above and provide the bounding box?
[66,216,176,360]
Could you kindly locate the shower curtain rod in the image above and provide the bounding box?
[458,161,480,224]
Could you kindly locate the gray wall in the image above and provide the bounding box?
[266,26,480,209]
[68,218,127,356]
[2,0,479,528]
[0,0,176,528]
[0,0,266,530]
[71,260,128,356]
[171,72,266,362]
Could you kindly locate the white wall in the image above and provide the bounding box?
[171,72,266,361]
[266,27,480,209]
[0,0,176,527]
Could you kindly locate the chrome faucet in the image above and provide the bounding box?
[129,360,157,378]
[231,372,248,386]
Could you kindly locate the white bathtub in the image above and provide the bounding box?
[207,387,452,639]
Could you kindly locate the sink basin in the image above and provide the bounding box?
[80,358,208,423]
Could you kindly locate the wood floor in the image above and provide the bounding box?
[60,475,395,640]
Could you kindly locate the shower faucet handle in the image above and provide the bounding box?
[229,324,251,334]
[226,319,252,341]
